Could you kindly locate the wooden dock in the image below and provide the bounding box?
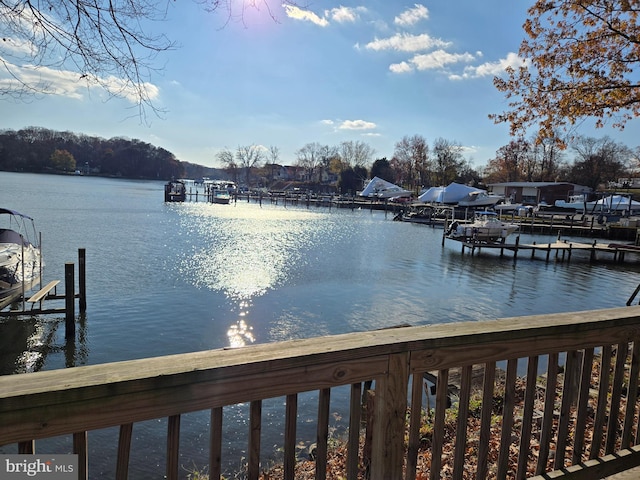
[445,235,640,263]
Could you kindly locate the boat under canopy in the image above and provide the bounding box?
[0,208,42,309]
[359,177,412,199]
[418,182,497,206]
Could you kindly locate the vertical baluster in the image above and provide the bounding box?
[116,423,133,480]
[166,415,180,480]
[497,358,518,478]
[623,342,640,447]
[430,369,449,480]
[573,348,595,464]
[607,343,628,454]
[316,388,331,480]
[536,352,559,475]
[73,431,88,480]
[347,383,362,480]
[18,441,34,454]
[209,407,223,480]
[477,361,496,480]
[517,355,539,480]
[284,394,298,480]
[248,400,262,480]
[591,346,613,459]
[453,365,472,480]
[407,374,424,480]
[555,350,578,470]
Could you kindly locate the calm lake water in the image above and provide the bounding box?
[1,172,639,477]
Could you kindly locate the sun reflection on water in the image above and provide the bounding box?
[176,203,324,347]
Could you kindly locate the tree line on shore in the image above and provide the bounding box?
[1,126,636,195]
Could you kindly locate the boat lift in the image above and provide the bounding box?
[0,249,86,339]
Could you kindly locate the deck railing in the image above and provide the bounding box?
[3,306,640,479]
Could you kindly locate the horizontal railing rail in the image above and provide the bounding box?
[2,306,640,479]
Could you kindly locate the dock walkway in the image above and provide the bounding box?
[446,236,640,264]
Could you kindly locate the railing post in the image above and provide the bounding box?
[370,352,409,480]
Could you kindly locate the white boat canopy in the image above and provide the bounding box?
[359,177,412,199]
[418,182,486,204]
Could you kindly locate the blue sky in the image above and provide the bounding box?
[3,1,639,169]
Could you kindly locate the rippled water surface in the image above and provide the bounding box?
[2,172,639,476]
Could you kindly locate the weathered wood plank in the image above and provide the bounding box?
[529,445,640,479]
[26,280,59,303]
[3,307,640,404]
[0,355,389,444]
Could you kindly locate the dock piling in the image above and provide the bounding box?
[79,248,86,312]
[65,262,75,339]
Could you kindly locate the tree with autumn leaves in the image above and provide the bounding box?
[492,0,640,143]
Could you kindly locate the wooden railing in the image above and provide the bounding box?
[3,306,640,479]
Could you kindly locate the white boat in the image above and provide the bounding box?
[457,190,503,208]
[212,189,231,205]
[556,194,640,214]
[0,209,42,310]
[359,177,412,199]
[446,211,519,242]
[494,200,525,213]
[554,194,591,211]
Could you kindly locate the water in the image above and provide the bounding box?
[1,172,639,477]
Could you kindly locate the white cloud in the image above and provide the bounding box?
[410,50,476,71]
[0,60,159,103]
[389,62,413,74]
[327,6,367,23]
[455,52,527,79]
[394,4,429,27]
[339,120,377,130]
[283,5,329,27]
[365,33,450,53]
[320,119,335,125]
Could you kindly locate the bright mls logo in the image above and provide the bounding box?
[1,455,77,479]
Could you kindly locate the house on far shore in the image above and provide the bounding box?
[487,182,593,206]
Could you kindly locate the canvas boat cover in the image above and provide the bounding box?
[359,177,412,198]
[418,182,485,204]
